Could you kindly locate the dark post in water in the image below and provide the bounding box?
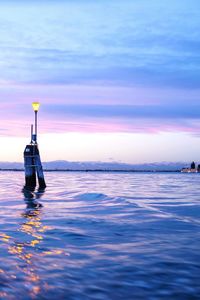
[24,102,46,190]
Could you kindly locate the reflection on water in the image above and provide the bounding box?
[0,171,200,299]
[22,187,44,210]
[0,187,46,298]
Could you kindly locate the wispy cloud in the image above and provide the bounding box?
[42,103,200,120]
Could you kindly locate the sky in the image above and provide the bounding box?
[0,0,200,163]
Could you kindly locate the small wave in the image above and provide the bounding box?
[74,193,110,201]
[125,196,181,201]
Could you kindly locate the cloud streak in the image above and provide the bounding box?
[43,103,200,120]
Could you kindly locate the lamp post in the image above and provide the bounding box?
[24,101,46,190]
[32,102,40,143]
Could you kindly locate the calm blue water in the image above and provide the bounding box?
[0,171,200,299]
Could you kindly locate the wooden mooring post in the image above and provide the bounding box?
[24,102,46,190]
[24,143,46,190]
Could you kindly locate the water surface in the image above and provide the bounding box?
[0,171,200,299]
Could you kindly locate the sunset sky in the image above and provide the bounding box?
[0,0,200,163]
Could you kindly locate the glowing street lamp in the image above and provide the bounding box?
[32,102,40,112]
[32,102,40,143]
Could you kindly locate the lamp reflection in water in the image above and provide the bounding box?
[0,187,69,298]
[6,188,47,297]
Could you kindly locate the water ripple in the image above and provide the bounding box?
[0,171,200,299]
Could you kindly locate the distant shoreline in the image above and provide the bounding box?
[0,168,182,173]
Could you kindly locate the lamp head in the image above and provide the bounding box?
[32,102,40,112]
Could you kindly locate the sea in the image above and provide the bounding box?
[0,171,200,300]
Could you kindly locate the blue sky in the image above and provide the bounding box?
[0,0,200,163]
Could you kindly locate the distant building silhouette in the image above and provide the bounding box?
[181,161,199,173]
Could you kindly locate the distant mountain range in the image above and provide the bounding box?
[0,160,189,171]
